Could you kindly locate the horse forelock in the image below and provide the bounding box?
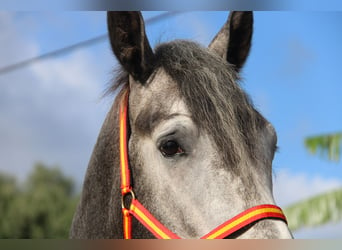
[154,40,267,169]
[108,40,267,171]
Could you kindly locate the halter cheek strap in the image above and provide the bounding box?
[119,90,287,239]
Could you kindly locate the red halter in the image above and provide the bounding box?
[119,90,287,239]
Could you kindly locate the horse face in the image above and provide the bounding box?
[107,11,292,238]
[128,68,225,237]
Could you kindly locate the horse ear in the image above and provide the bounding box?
[208,11,253,71]
[107,11,155,83]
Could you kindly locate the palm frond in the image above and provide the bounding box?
[284,188,342,231]
[305,132,342,162]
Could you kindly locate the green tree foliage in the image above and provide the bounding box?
[0,163,79,238]
[305,132,342,162]
[0,174,19,237]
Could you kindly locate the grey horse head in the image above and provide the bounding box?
[70,11,292,239]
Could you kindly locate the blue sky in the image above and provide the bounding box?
[0,11,341,238]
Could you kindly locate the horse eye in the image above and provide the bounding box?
[160,140,184,157]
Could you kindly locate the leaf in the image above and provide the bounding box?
[284,188,342,231]
[305,132,342,162]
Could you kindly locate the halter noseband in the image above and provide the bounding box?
[119,90,287,239]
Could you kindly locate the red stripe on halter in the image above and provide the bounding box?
[119,89,287,239]
[119,90,131,195]
[201,205,287,239]
[130,199,181,239]
[122,208,132,239]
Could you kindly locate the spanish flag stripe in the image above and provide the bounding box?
[122,208,132,239]
[202,206,286,239]
[130,199,181,239]
[119,91,130,193]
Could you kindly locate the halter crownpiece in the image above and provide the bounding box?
[119,89,287,239]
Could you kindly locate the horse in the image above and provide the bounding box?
[70,11,292,239]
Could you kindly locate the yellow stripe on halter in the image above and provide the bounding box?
[205,207,283,239]
[123,209,130,239]
[131,203,172,239]
[120,92,129,191]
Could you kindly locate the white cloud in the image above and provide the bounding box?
[31,50,100,95]
[0,12,114,184]
[273,169,342,207]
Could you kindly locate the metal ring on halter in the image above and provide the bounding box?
[121,189,136,210]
